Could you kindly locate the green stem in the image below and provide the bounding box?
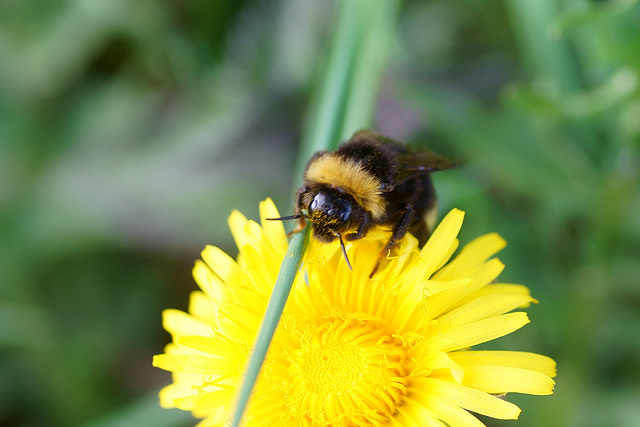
[341,0,400,139]
[230,225,309,427]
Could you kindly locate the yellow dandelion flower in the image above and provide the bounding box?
[153,198,556,427]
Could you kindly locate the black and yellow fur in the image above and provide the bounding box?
[272,130,457,272]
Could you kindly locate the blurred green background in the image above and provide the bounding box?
[1,0,639,426]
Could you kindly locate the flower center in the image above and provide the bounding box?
[287,315,408,426]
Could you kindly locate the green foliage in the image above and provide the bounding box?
[1,0,639,426]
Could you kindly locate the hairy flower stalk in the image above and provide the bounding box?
[153,198,556,426]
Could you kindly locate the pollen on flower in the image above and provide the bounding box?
[153,199,556,427]
[286,316,408,426]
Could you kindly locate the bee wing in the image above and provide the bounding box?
[391,149,459,186]
[349,129,459,188]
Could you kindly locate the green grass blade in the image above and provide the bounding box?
[340,0,400,139]
[230,225,309,427]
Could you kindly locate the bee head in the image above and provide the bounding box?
[307,190,354,243]
[268,187,359,271]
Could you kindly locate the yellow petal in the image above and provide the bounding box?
[192,260,222,300]
[462,365,556,395]
[240,244,277,291]
[438,293,537,327]
[162,309,214,338]
[174,389,231,411]
[195,415,227,427]
[242,220,265,248]
[160,342,189,356]
[419,397,487,427]
[433,232,506,281]
[177,336,236,358]
[227,210,249,249]
[153,353,228,374]
[419,349,465,383]
[259,198,288,254]
[418,278,473,297]
[201,245,240,283]
[457,283,535,306]
[433,238,459,272]
[450,351,557,378]
[393,398,445,427]
[216,297,263,339]
[428,312,530,352]
[416,209,465,280]
[159,381,198,408]
[230,215,264,254]
[188,291,218,324]
[391,278,472,333]
[426,258,506,319]
[412,378,521,419]
[375,236,421,282]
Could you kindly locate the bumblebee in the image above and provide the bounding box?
[271,130,457,272]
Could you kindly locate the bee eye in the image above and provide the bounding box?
[338,202,351,219]
[309,191,352,224]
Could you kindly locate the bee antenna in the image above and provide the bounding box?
[336,233,353,271]
[266,214,304,221]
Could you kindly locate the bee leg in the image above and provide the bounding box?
[283,185,309,238]
[286,217,307,238]
[346,213,374,241]
[371,204,416,277]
